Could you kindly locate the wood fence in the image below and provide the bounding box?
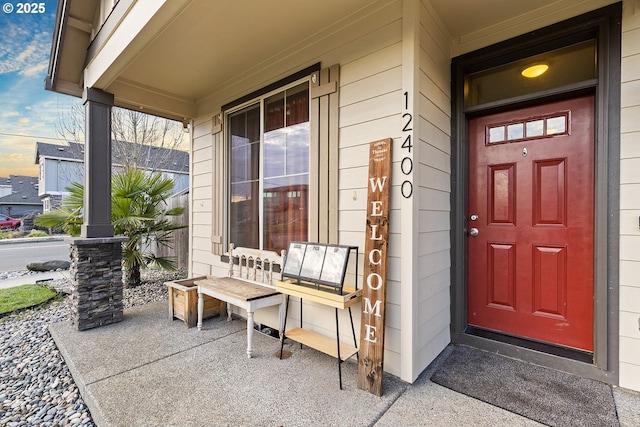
[149,189,189,269]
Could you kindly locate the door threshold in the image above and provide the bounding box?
[465,326,593,364]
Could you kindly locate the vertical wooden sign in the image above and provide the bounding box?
[357,138,392,396]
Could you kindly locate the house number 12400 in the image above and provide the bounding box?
[401,91,413,198]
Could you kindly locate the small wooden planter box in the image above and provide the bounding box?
[166,277,222,327]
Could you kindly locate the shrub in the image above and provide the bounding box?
[0,230,24,240]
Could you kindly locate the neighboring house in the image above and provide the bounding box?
[0,175,42,217]
[35,141,189,212]
[46,0,640,393]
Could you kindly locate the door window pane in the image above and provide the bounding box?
[507,123,523,140]
[546,116,566,135]
[526,120,544,137]
[489,126,505,143]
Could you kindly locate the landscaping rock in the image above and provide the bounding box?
[0,268,186,426]
[26,261,71,272]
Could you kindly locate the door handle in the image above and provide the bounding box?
[469,228,479,237]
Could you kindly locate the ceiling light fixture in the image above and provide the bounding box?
[521,64,549,78]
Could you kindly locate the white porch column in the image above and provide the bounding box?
[81,87,114,238]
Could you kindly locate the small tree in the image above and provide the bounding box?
[55,100,188,183]
[35,168,186,287]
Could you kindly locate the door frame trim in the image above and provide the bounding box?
[450,3,621,384]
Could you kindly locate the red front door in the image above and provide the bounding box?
[467,95,594,352]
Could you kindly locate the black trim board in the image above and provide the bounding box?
[221,63,321,112]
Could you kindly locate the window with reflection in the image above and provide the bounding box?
[486,113,569,144]
[228,82,310,251]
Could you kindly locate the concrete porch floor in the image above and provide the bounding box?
[49,301,640,427]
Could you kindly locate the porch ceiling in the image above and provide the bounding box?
[103,0,376,119]
[48,0,617,122]
[430,0,561,43]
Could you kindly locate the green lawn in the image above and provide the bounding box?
[0,285,58,315]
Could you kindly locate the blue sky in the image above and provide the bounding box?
[0,0,77,177]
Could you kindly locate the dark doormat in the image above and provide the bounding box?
[431,345,619,427]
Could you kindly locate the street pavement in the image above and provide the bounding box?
[0,235,69,289]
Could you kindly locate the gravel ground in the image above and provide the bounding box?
[0,268,187,427]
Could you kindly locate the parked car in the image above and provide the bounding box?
[0,214,21,230]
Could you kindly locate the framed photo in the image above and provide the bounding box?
[283,243,306,278]
[320,246,349,285]
[281,242,358,291]
[299,244,326,281]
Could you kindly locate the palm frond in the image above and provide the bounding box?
[162,207,185,217]
[34,166,185,285]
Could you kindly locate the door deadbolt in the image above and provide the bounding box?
[470,214,478,221]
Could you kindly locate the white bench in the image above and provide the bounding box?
[195,244,285,358]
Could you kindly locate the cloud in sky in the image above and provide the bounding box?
[21,61,49,78]
[0,135,38,176]
[0,2,186,178]
[0,152,26,162]
[0,0,73,177]
[0,22,52,75]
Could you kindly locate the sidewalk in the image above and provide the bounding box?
[49,301,640,427]
[0,270,70,290]
[0,235,66,245]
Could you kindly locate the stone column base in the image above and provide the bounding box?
[68,236,129,331]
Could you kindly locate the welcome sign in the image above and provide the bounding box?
[357,138,391,396]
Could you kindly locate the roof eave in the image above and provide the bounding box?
[46,0,96,98]
[45,0,69,94]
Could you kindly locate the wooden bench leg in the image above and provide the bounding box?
[246,311,254,358]
[168,286,175,321]
[197,290,203,330]
[226,302,232,321]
